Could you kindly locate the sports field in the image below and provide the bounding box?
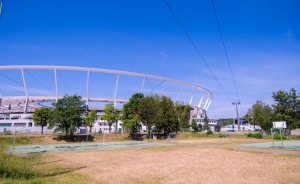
[1,135,300,184]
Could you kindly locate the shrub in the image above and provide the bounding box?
[4,130,12,135]
[218,133,227,138]
[215,124,221,132]
[247,132,263,139]
[206,130,213,136]
[274,134,287,140]
[97,130,103,135]
[253,132,263,139]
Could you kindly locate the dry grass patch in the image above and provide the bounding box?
[44,139,300,184]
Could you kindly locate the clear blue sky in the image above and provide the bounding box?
[0,0,299,118]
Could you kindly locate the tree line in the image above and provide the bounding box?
[244,88,300,133]
[32,93,195,136]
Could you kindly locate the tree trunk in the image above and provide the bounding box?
[41,125,44,134]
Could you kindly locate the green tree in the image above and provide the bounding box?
[48,94,87,137]
[86,109,97,133]
[102,104,119,133]
[272,88,300,130]
[214,124,221,132]
[156,96,179,135]
[175,102,191,130]
[138,95,160,132]
[252,101,273,132]
[217,118,234,127]
[122,93,144,135]
[244,108,253,125]
[203,112,210,131]
[198,123,203,132]
[191,119,198,133]
[32,107,51,134]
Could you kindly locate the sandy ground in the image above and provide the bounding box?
[44,139,300,184]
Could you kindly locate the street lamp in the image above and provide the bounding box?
[232,101,241,131]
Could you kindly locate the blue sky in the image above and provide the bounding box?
[0,0,299,119]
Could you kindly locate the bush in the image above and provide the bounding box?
[206,130,213,136]
[4,130,12,135]
[97,130,103,135]
[247,132,263,139]
[274,134,287,140]
[215,124,221,132]
[218,133,227,138]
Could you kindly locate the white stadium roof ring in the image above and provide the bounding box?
[0,65,213,114]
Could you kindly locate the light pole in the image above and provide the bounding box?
[232,101,241,131]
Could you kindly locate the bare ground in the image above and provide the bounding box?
[44,139,300,184]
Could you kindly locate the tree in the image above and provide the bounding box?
[272,88,300,130]
[203,112,210,131]
[174,102,191,131]
[191,119,198,133]
[218,118,234,127]
[156,96,179,135]
[32,107,51,134]
[86,109,97,133]
[102,104,119,133]
[48,94,87,137]
[252,101,273,132]
[198,123,203,132]
[138,95,160,132]
[244,108,253,125]
[214,124,221,132]
[122,93,144,135]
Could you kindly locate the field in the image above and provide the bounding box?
[1,133,300,184]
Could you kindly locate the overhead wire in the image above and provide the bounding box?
[210,0,240,101]
[163,0,231,102]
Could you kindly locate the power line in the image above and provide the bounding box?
[24,69,56,95]
[57,70,72,94]
[210,0,240,101]
[163,0,231,101]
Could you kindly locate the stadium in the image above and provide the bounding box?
[0,65,215,133]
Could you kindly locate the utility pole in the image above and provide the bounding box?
[232,101,241,131]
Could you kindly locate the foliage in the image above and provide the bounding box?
[244,108,253,125]
[138,95,160,131]
[247,132,263,139]
[32,107,51,134]
[86,109,97,133]
[122,93,144,135]
[174,102,191,129]
[251,101,273,132]
[272,88,300,130]
[102,104,120,133]
[191,119,198,133]
[198,123,203,132]
[218,133,227,138]
[217,118,234,127]
[48,94,87,137]
[273,134,287,140]
[203,112,210,131]
[214,124,221,132]
[206,130,213,135]
[156,96,179,134]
